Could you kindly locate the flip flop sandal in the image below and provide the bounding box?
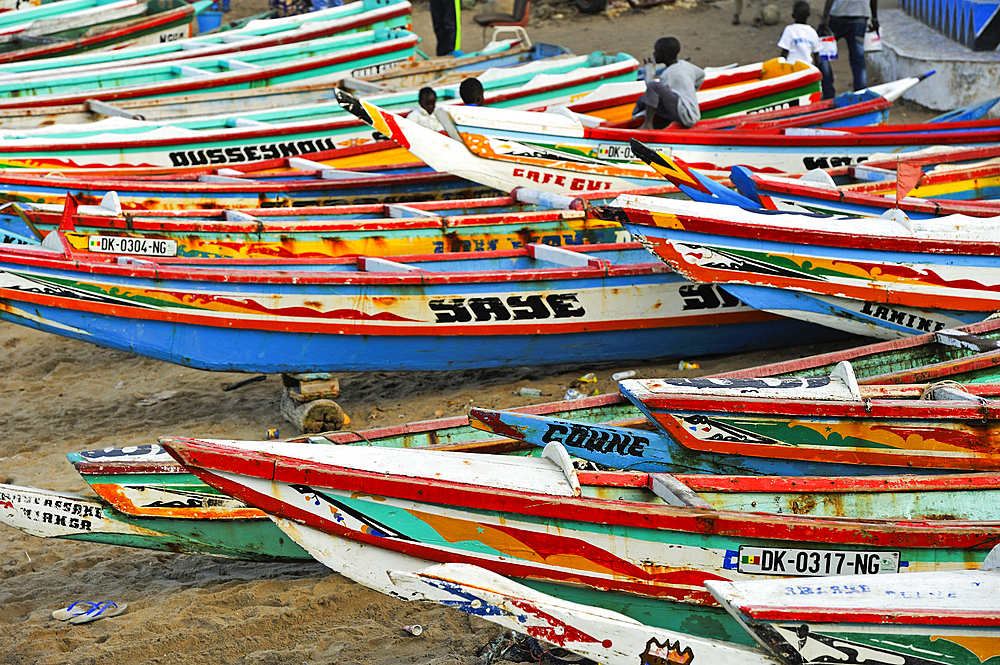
[68,601,127,625]
[52,601,97,621]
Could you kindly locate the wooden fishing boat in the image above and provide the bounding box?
[55,403,1000,555]
[0,403,587,559]
[620,74,940,134]
[0,160,499,209]
[560,58,825,125]
[0,28,419,111]
[38,325,1000,562]
[615,366,1000,473]
[158,435,1000,647]
[613,74,930,133]
[0,0,208,63]
[0,42,573,130]
[598,193,1000,337]
[737,167,1000,219]
[0,482,311,560]
[0,189,636,259]
[0,53,638,170]
[0,0,198,56]
[436,103,1000,173]
[0,0,411,72]
[323,79,936,191]
[4,394,610,559]
[842,159,1000,201]
[627,139,1000,220]
[63,322,1000,521]
[63,399,621,523]
[690,95,892,131]
[469,379,1000,476]
[391,564,781,665]
[706,546,1000,665]
[333,89,669,195]
[0,238,837,372]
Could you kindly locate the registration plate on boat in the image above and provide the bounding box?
[596,143,642,161]
[88,236,177,257]
[737,546,900,576]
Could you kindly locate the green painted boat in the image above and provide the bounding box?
[67,321,1000,518]
[0,51,636,169]
[159,435,1000,648]
[0,27,419,110]
[0,0,209,62]
[0,42,572,130]
[0,0,410,75]
[0,482,310,560]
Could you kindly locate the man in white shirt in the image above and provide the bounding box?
[632,37,705,129]
[409,87,444,132]
[778,1,821,66]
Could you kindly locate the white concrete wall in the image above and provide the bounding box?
[868,9,1000,116]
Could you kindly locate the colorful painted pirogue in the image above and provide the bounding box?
[333,89,669,196]
[683,75,938,131]
[0,237,841,372]
[0,42,571,130]
[0,28,419,111]
[616,74,931,132]
[0,190,637,258]
[469,378,1000,476]
[737,165,1000,219]
[839,159,1000,201]
[0,0,412,74]
[631,139,1000,220]
[159,436,1000,648]
[707,547,1000,665]
[436,103,1000,173]
[597,193,1000,338]
[0,0,209,63]
[0,482,311,561]
[613,367,1000,474]
[0,53,640,170]
[0,0,202,57]
[583,58,826,124]
[0,162,499,209]
[0,397,584,562]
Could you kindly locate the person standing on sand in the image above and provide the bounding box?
[778,1,821,66]
[410,87,445,131]
[430,0,461,56]
[732,0,763,27]
[817,0,878,98]
[632,37,704,129]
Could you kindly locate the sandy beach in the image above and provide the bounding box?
[0,0,922,661]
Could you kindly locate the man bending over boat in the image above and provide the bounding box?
[632,37,704,129]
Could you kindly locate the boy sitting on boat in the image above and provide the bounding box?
[410,87,445,131]
[632,37,704,129]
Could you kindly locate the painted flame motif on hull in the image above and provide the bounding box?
[642,637,696,665]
